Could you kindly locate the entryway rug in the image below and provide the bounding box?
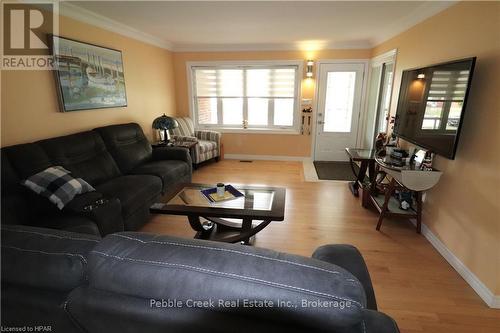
[313,161,358,181]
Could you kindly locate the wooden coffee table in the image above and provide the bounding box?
[150,183,286,245]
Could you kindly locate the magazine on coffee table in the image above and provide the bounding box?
[201,185,244,203]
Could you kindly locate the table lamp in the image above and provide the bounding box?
[152,114,178,142]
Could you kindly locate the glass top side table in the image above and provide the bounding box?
[345,148,377,198]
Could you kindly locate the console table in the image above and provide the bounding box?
[370,157,442,233]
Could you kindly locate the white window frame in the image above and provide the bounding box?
[187,60,303,134]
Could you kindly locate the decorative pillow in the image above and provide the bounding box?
[22,166,95,210]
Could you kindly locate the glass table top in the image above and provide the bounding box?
[167,185,275,211]
[345,148,376,160]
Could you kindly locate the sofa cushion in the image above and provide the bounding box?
[38,131,121,186]
[1,149,21,190]
[88,232,366,330]
[130,160,191,192]
[171,117,195,137]
[22,166,95,210]
[95,175,161,220]
[1,225,99,292]
[3,143,52,179]
[94,123,152,174]
[1,150,31,225]
[3,144,66,218]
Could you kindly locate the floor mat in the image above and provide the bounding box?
[313,161,358,181]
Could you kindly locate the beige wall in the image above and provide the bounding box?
[1,13,176,147]
[173,49,371,157]
[372,1,500,294]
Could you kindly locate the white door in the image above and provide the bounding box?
[314,63,365,161]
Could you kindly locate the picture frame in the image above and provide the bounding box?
[49,35,127,112]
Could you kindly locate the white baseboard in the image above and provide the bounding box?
[412,220,500,308]
[492,296,500,308]
[224,154,310,162]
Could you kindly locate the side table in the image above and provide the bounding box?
[345,148,377,203]
[151,141,172,148]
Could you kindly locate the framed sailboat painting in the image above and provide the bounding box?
[49,35,127,112]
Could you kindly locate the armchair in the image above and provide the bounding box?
[171,117,221,165]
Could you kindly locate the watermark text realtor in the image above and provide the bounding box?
[1,1,58,70]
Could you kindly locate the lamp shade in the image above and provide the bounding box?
[152,114,178,130]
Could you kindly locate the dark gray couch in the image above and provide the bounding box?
[1,123,192,236]
[1,224,400,333]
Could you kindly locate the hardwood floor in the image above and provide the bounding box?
[141,160,500,333]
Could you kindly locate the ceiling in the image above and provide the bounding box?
[65,1,455,51]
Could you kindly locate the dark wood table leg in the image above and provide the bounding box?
[241,218,252,245]
[188,215,214,239]
[416,191,423,234]
[371,164,382,194]
[361,160,376,208]
[200,216,273,244]
[368,160,375,183]
[349,160,368,197]
[376,178,396,231]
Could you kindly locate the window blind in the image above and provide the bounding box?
[194,67,297,98]
[192,64,299,129]
[427,70,470,102]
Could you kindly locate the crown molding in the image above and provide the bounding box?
[370,48,397,66]
[171,40,372,53]
[59,2,173,50]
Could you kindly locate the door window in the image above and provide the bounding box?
[323,72,357,132]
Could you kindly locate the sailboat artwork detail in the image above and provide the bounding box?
[50,35,127,112]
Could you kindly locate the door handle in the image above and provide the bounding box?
[318,121,325,124]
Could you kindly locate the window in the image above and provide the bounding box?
[190,62,301,132]
[323,71,357,133]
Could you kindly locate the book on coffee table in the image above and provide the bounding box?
[200,185,244,203]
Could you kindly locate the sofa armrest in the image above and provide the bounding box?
[64,192,124,236]
[152,146,192,166]
[1,225,99,292]
[64,191,103,211]
[55,216,102,236]
[312,244,377,311]
[195,130,221,148]
[360,309,400,333]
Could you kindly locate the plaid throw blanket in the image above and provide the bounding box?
[22,166,95,210]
